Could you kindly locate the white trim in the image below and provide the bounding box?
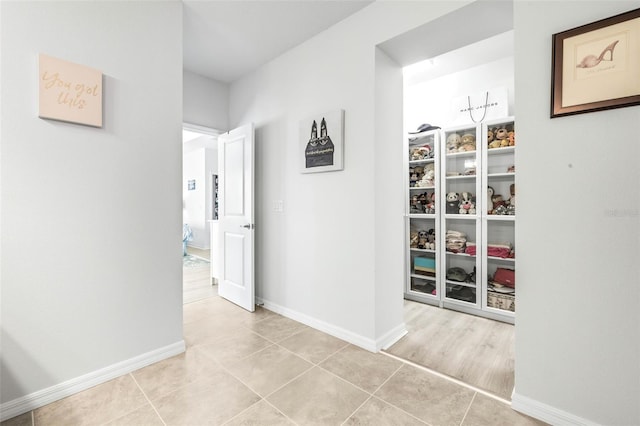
[378,324,408,351]
[511,391,601,426]
[0,341,185,422]
[258,298,404,353]
[183,122,221,137]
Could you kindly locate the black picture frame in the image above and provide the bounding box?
[551,8,640,118]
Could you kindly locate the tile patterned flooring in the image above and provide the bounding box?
[1,294,545,426]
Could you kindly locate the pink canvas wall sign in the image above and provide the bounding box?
[38,53,103,127]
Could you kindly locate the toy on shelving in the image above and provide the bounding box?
[446,133,461,153]
[411,144,433,160]
[487,186,495,214]
[446,192,459,214]
[491,193,507,214]
[425,192,436,214]
[410,195,423,214]
[458,192,476,215]
[507,183,516,215]
[415,164,435,188]
[458,133,476,152]
[508,130,515,146]
[425,228,436,250]
[409,167,418,187]
[410,231,419,248]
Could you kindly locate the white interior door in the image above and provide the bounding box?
[217,123,255,312]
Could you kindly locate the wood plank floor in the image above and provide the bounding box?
[385,300,515,400]
[183,247,216,304]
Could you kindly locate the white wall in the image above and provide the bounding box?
[228,0,639,424]
[404,55,515,130]
[183,147,207,248]
[182,143,218,249]
[183,69,229,131]
[0,0,183,414]
[229,1,472,349]
[512,2,640,425]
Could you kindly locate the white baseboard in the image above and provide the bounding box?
[0,340,185,422]
[378,324,408,350]
[511,391,601,426]
[257,298,406,353]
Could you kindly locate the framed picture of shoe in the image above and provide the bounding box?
[300,109,344,173]
[551,7,640,118]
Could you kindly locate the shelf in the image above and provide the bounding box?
[411,273,436,281]
[409,158,435,165]
[446,251,475,258]
[409,185,435,190]
[444,214,478,220]
[446,150,477,158]
[446,175,476,180]
[445,280,476,288]
[409,214,436,219]
[487,172,515,178]
[487,146,515,155]
[486,215,515,221]
[411,248,436,254]
[487,256,516,262]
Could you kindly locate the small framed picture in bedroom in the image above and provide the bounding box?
[300,109,344,173]
[551,8,640,117]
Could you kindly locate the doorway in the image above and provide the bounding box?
[375,2,517,401]
[182,123,220,304]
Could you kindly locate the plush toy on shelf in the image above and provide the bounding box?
[492,193,506,210]
[458,192,476,215]
[425,192,436,214]
[409,167,418,187]
[487,186,495,214]
[410,231,419,248]
[409,195,423,214]
[446,133,461,153]
[415,164,435,188]
[508,130,515,146]
[425,228,436,250]
[411,144,433,160]
[507,183,516,215]
[458,133,476,152]
[417,230,430,250]
[446,192,459,214]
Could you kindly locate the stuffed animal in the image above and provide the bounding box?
[410,231,419,248]
[508,183,515,207]
[417,230,429,249]
[416,165,435,188]
[458,192,476,215]
[508,130,515,146]
[487,186,495,213]
[487,129,494,145]
[458,133,476,152]
[425,228,436,250]
[446,133,461,153]
[410,195,423,214]
[492,194,505,209]
[446,192,459,214]
[425,192,436,214]
[411,145,432,160]
[494,127,509,148]
[507,183,516,215]
[409,167,418,187]
[492,194,507,214]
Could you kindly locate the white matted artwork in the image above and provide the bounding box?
[38,53,103,127]
[300,109,344,173]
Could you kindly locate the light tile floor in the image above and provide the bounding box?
[1,295,546,426]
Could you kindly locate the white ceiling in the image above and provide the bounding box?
[183,1,373,83]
